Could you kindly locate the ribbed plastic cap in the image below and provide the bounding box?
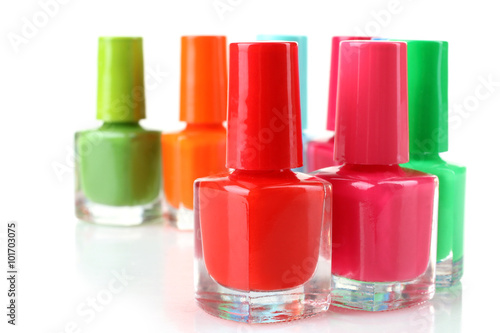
[257,35,308,130]
[326,36,372,131]
[393,40,448,154]
[97,37,145,122]
[227,42,302,170]
[334,41,409,165]
[180,36,227,124]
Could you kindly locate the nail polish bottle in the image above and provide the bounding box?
[398,40,466,287]
[194,42,332,323]
[75,37,162,226]
[162,36,227,230]
[306,36,371,172]
[257,35,308,171]
[314,41,438,311]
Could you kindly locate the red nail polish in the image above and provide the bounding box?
[314,41,438,311]
[307,36,371,172]
[194,42,332,323]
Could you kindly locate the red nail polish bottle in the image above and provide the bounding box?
[314,41,438,311]
[194,42,332,323]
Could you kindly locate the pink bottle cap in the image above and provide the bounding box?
[334,41,409,165]
[326,36,372,131]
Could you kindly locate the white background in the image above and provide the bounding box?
[1,0,499,332]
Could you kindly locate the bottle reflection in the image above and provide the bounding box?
[327,284,462,332]
[433,284,463,332]
[75,222,198,332]
[163,227,196,333]
[194,309,333,333]
[74,222,166,285]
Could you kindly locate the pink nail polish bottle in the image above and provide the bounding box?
[314,41,438,311]
[306,36,371,172]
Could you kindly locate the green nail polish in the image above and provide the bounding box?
[397,40,466,286]
[75,37,162,226]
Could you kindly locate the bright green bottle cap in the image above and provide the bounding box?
[97,37,146,122]
[392,40,448,154]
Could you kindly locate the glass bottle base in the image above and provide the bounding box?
[331,267,435,311]
[165,203,194,230]
[436,256,463,288]
[196,288,329,324]
[195,257,331,323]
[196,277,329,322]
[76,192,163,226]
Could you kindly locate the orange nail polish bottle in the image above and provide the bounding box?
[162,36,228,229]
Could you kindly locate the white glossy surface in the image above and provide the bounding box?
[17,220,469,333]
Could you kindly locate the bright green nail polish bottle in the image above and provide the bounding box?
[75,37,162,226]
[400,40,466,287]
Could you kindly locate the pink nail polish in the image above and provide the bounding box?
[314,41,438,311]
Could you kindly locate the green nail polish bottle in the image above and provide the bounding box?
[400,40,466,287]
[75,37,162,226]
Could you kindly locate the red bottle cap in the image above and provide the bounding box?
[334,41,409,165]
[227,42,302,170]
[180,36,227,124]
[326,36,372,131]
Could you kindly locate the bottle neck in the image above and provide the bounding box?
[100,121,142,130]
[409,151,442,162]
[343,163,402,171]
[339,163,406,176]
[233,168,292,174]
[231,168,295,179]
[185,122,224,130]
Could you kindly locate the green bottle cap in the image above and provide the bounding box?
[393,39,448,154]
[97,37,146,122]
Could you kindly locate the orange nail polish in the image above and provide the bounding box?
[162,36,228,230]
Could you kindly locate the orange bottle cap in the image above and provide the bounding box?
[180,36,228,124]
